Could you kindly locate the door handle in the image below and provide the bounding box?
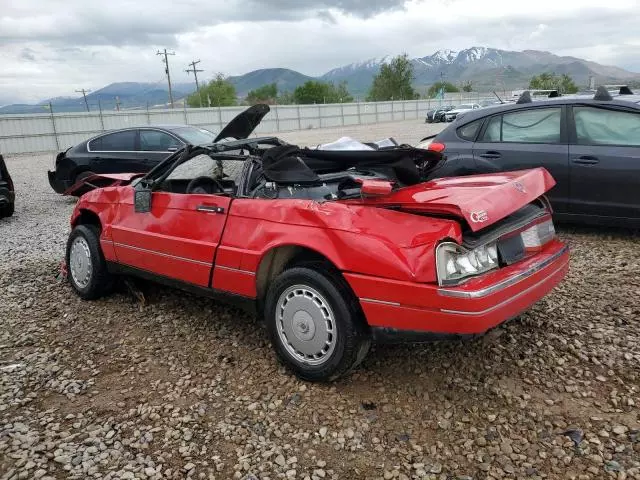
[572,156,599,165]
[196,205,225,213]
[479,151,501,159]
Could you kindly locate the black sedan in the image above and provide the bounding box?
[0,154,15,218]
[417,87,640,228]
[48,104,270,195]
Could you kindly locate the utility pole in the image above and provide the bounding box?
[115,96,121,111]
[157,48,176,108]
[185,60,204,107]
[75,88,91,112]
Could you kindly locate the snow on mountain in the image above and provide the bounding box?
[322,55,392,79]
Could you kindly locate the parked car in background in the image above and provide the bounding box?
[425,105,454,123]
[61,113,568,381]
[444,103,481,122]
[417,87,640,227]
[48,104,270,196]
[0,154,15,218]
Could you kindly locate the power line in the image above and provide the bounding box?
[75,88,91,112]
[156,48,176,108]
[185,59,204,107]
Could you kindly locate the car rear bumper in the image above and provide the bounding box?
[344,239,569,337]
[48,170,68,194]
[0,186,14,204]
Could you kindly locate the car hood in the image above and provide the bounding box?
[349,168,556,232]
[213,103,270,143]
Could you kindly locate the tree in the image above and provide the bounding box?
[277,90,296,105]
[187,73,237,107]
[427,81,459,98]
[246,83,278,104]
[334,81,353,103]
[529,72,579,94]
[367,54,416,101]
[293,80,353,104]
[462,81,473,92]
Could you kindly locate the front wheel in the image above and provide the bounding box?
[264,264,371,382]
[66,225,114,300]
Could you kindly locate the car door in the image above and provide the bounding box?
[110,154,231,287]
[87,129,145,174]
[139,129,184,169]
[472,105,570,213]
[568,105,640,220]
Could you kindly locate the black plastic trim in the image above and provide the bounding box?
[371,326,477,344]
[106,262,256,314]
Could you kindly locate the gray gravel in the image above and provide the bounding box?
[1,119,639,480]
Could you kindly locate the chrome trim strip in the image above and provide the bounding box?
[113,242,212,266]
[438,245,569,299]
[440,263,568,316]
[359,298,401,307]
[215,265,256,276]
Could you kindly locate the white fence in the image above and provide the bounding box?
[0,94,506,155]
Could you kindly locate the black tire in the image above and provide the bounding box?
[65,224,114,300]
[264,263,371,382]
[1,202,14,218]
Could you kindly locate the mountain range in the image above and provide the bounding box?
[2,47,639,114]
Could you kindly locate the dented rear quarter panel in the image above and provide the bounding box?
[223,198,462,283]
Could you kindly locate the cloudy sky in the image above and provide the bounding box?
[1,0,639,103]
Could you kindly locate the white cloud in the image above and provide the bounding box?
[0,0,639,103]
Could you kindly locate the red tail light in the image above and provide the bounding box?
[428,142,446,153]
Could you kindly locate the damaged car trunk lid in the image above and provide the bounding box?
[349,168,556,232]
[213,103,271,143]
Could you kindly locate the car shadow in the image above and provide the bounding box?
[555,222,639,238]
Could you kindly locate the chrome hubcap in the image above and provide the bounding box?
[69,237,92,289]
[276,285,336,366]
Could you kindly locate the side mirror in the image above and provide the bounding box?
[134,184,152,213]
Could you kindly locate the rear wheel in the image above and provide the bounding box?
[66,225,114,300]
[264,263,371,382]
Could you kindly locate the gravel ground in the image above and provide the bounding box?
[1,119,639,480]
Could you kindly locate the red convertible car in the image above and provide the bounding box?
[63,122,569,381]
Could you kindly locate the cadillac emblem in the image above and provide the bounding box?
[470,210,489,223]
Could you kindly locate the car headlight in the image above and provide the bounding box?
[436,241,499,286]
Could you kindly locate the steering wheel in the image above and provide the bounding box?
[186,176,226,195]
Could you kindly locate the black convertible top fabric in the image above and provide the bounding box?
[261,144,436,185]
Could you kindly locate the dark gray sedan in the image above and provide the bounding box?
[418,88,640,228]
